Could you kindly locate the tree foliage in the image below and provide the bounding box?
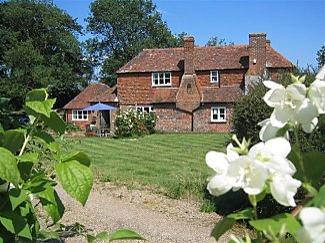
[316,45,325,68]
[206,36,234,47]
[0,0,90,109]
[86,0,182,86]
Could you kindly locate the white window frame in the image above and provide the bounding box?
[211,107,226,122]
[152,72,172,87]
[72,110,89,121]
[210,70,219,83]
[136,106,154,113]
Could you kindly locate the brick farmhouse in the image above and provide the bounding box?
[64,33,293,132]
[116,33,292,132]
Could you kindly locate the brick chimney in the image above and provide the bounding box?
[176,36,200,114]
[183,36,195,75]
[248,33,267,76]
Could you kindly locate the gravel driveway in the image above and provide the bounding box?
[57,183,246,243]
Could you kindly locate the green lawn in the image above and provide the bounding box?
[69,133,229,199]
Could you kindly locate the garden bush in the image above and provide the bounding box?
[115,109,157,138]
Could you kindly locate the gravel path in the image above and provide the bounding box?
[57,183,246,243]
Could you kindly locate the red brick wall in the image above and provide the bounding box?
[193,103,233,132]
[196,70,246,87]
[118,72,182,105]
[65,110,95,129]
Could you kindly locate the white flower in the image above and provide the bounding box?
[315,65,325,81]
[258,118,289,141]
[206,144,238,196]
[269,173,301,207]
[308,80,325,114]
[263,80,319,133]
[297,207,325,243]
[227,156,269,195]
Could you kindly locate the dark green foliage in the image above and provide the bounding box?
[317,45,325,68]
[206,36,234,46]
[0,0,90,109]
[232,82,272,145]
[86,0,183,86]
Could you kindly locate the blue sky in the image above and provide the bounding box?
[54,0,325,67]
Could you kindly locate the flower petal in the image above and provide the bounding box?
[301,117,318,133]
[286,83,307,101]
[226,143,239,161]
[263,80,284,89]
[299,207,325,227]
[263,87,286,107]
[270,174,301,207]
[265,137,291,158]
[207,174,232,196]
[206,151,229,174]
[242,161,269,195]
[315,65,325,81]
[309,80,325,114]
[270,106,292,128]
[295,98,319,124]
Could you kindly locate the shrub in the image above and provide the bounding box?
[65,122,82,132]
[115,109,157,138]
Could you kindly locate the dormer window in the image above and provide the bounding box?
[210,70,219,83]
[152,72,171,87]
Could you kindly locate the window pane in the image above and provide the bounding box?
[159,73,164,84]
[213,109,218,115]
[73,111,77,119]
[165,73,171,79]
[144,107,150,113]
[83,111,88,119]
[78,111,82,119]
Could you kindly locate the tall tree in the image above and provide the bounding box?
[86,0,181,86]
[316,45,325,68]
[206,36,234,47]
[0,0,90,108]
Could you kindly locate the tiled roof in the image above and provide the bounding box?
[201,86,243,103]
[90,85,118,103]
[63,83,115,109]
[117,45,293,74]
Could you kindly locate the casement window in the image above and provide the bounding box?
[210,70,219,83]
[211,107,226,122]
[152,72,171,87]
[72,110,88,121]
[136,106,154,113]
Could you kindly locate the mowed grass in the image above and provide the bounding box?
[69,133,229,199]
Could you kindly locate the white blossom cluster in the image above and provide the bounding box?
[206,137,300,207]
[259,65,325,141]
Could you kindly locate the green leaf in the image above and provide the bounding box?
[288,144,304,181]
[38,230,60,241]
[249,213,301,237]
[228,208,254,220]
[9,188,28,210]
[0,123,3,133]
[23,173,56,193]
[25,99,56,118]
[55,160,93,205]
[0,129,26,154]
[0,147,21,185]
[26,88,48,102]
[307,185,325,207]
[37,187,65,223]
[62,151,91,167]
[18,152,38,163]
[211,217,236,241]
[43,111,66,134]
[86,234,97,243]
[0,211,32,240]
[34,129,55,144]
[302,152,325,187]
[109,229,145,241]
[96,231,109,241]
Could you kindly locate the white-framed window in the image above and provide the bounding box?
[211,107,226,122]
[152,72,171,87]
[136,106,154,113]
[72,110,88,121]
[210,70,219,83]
